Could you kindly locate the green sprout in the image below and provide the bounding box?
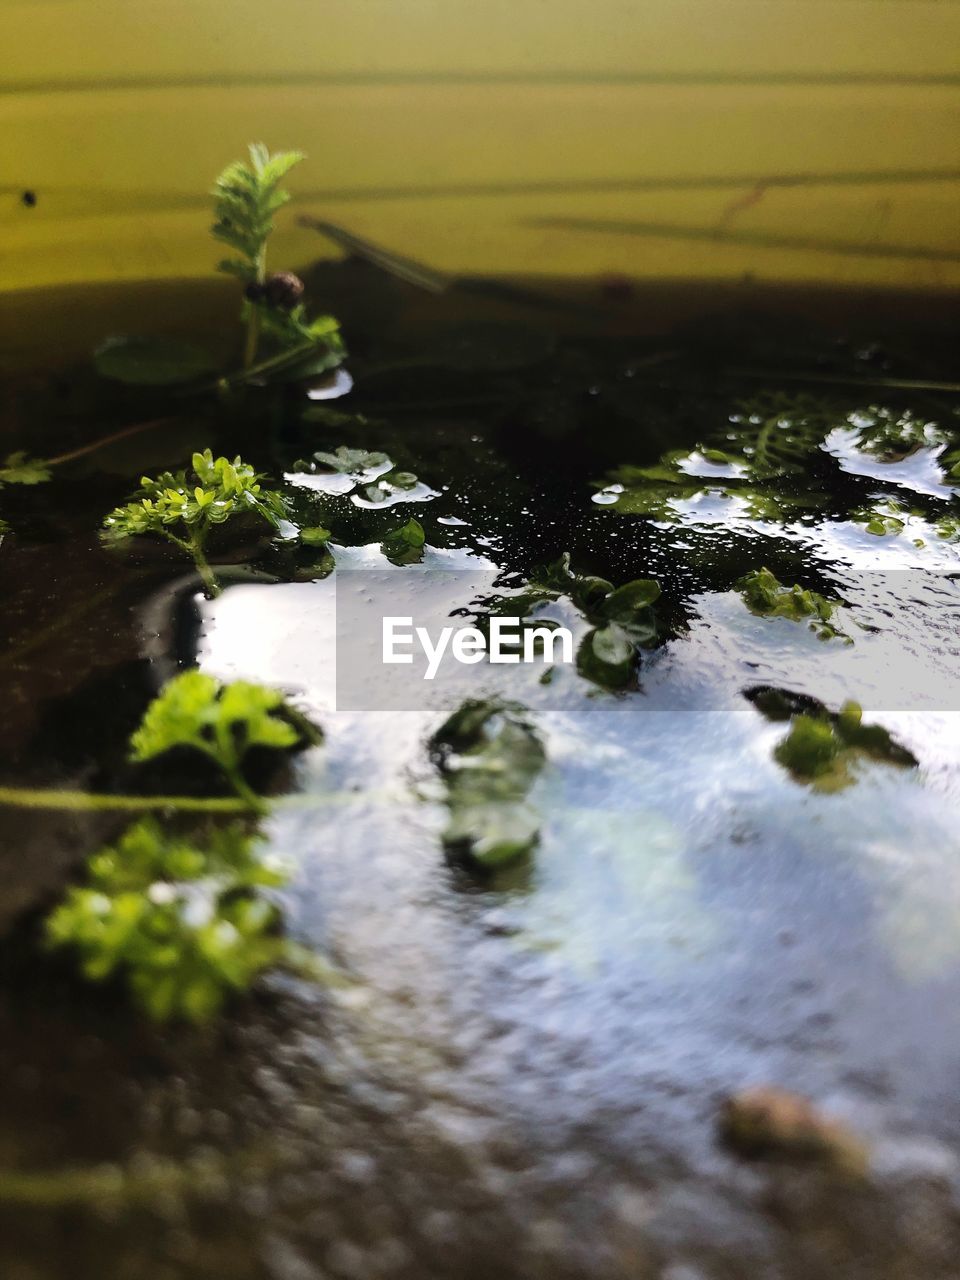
[129,671,317,812]
[45,818,291,1023]
[430,699,546,870]
[102,449,285,596]
[93,145,344,388]
[212,143,343,371]
[739,567,850,642]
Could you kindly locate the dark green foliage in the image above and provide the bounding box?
[847,406,948,461]
[45,819,290,1023]
[487,553,660,690]
[430,699,546,869]
[739,567,850,642]
[93,336,217,387]
[594,392,838,522]
[725,393,840,479]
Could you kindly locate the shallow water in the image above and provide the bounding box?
[1,273,960,1278]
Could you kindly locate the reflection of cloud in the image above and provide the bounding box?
[824,426,954,500]
[656,582,960,716]
[864,822,960,980]
[513,802,717,974]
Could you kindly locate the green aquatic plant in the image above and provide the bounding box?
[45,818,291,1023]
[851,500,908,536]
[739,567,850,642]
[757,694,917,789]
[102,449,285,595]
[304,446,391,475]
[485,553,660,689]
[430,699,546,870]
[724,392,839,479]
[130,671,318,811]
[382,518,426,565]
[95,145,344,387]
[845,406,949,462]
[291,445,429,505]
[593,392,838,523]
[775,714,846,782]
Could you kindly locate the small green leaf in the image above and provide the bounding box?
[311,447,392,475]
[599,578,661,620]
[481,553,660,690]
[381,518,425,565]
[300,526,332,546]
[128,670,316,805]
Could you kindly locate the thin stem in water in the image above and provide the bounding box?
[186,528,220,598]
[45,417,175,467]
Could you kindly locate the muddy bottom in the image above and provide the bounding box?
[1,267,959,1279]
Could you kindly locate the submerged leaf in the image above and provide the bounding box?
[299,525,332,546]
[430,699,546,870]
[0,451,51,485]
[94,336,216,386]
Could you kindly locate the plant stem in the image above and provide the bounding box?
[185,528,220,598]
[243,250,266,369]
[218,340,317,392]
[0,786,251,812]
[45,417,174,467]
[223,765,268,815]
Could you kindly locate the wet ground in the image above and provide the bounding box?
[1,269,960,1278]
